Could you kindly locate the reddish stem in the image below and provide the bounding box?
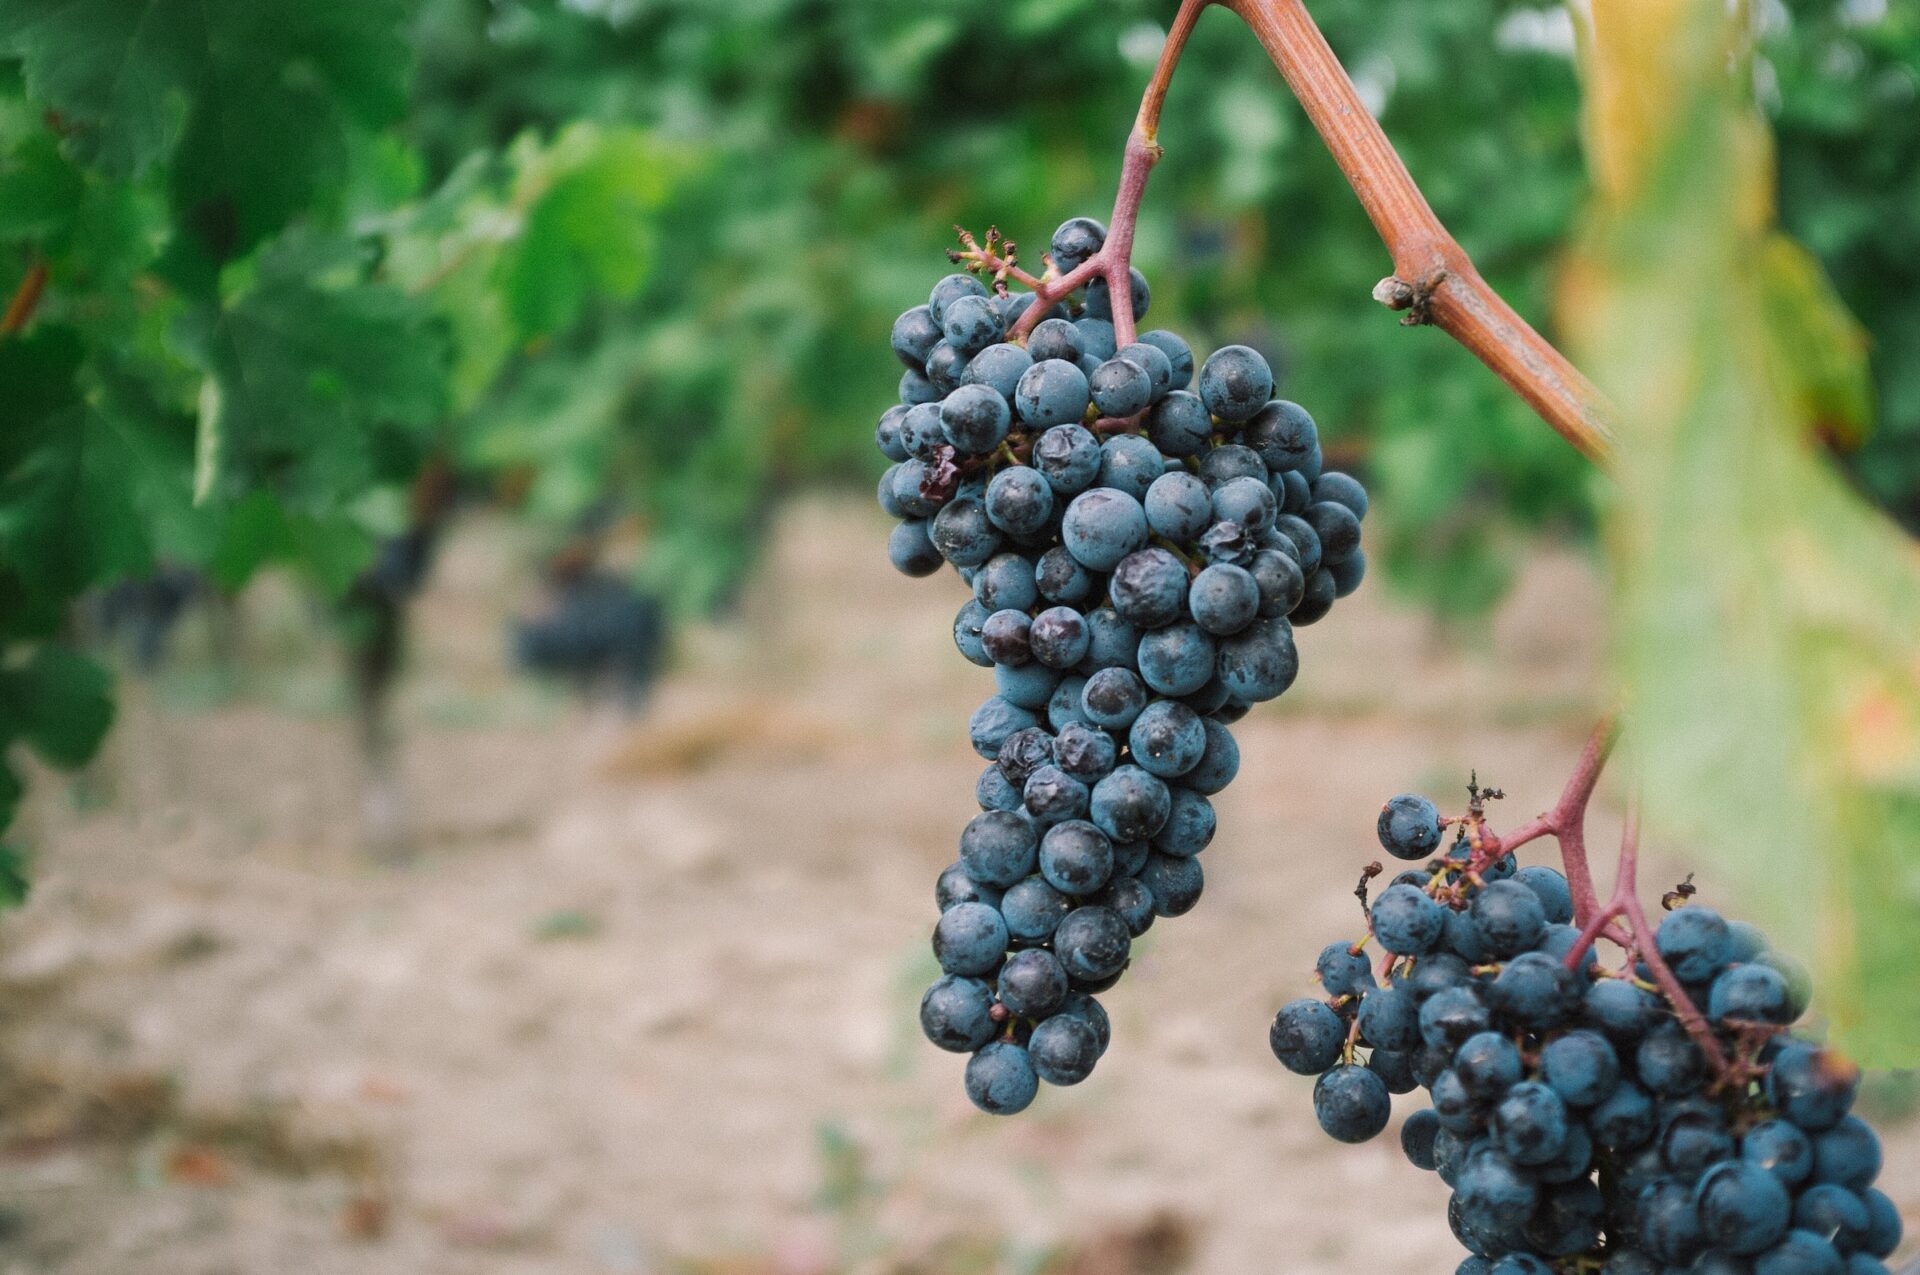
[2,259,48,336]
[1218,0,1615,464]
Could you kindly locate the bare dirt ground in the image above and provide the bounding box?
[1,496,1913,1275]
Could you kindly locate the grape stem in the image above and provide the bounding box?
[2,258,48,337]
[1218,0,1615,464]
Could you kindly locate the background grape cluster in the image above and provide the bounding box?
[879,216,1369,1115]
[1269,792,1901,1274]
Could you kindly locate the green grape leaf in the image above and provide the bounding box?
[492,125,687,340]
[0,327,156,626]
[173,243,451,515]
[0,644,114,770]
[1569,0,1920,1066]
[0,0,412,262]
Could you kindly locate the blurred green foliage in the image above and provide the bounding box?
[0,1,1914,890]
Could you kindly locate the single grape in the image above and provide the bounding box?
[964,1041,1038,1115]
[1127,700,1206,778]
[1213,474,1279,532]
[920,975,998,1052]
[1033,544,1094,605]
[1420,985,1492,1052]
[937,859,1003,910]
[1089,357,1153,417]
[1081,606,1139,671]
[1305,499,1362,563]
[1181,718,1240,795]
[1636,1022,1708,1097]
[1585,977,1660,1044]
[1061,487,1150,572]
[1247,548,1307,619]
[1371,882,1446,955]
[995,661,1061,711]
[1328,549,1367,599]
[1146,389,1213,455]
[1291,567,1337,624]
[1136,850,1203,916]
[1214,616,1298,703]
[1024,763,1090,827]
[1588,1080,1657,1153]
[1110,547,1190,628]
[1015,359,1093,429]
[1767,1045,1859,1132]
[1083,267,1151,322]
[929,271,989,324]
[1271,512,1324,575]
[1357,985,1422,1052]
[1095,433,1164,501]
[1150,787,1215,855]
[1744,1118,1815,1186]
[1471,879,1549,958]
[1050,216,1106,271]
[1243,398,1319,472]
[998,948,1069,1017]
[1511,865,1574,925]
[1316,940,1377,997]
[930,497,1000,567]
[1657,906,1734,983]
[1539,1030,1619,1108]
[1402,1107,1443,1170]
[1038,819,1115,896]
[1311,470,1368,518]
[1711,962,1792,1025]
[1456,1148,1540,1230]
[1089,764,1171,842]
[1075,317,1117,361]
[1093,873,1156,936]
[940,383,1012,455]
[1136,329,1194,389]
[1028,316,1084,363]
[1188,563,1261,636]
[1136,622,1217,696]
[1197,345,1274,424]
[1313,1064,1392,1143]
[1197,443,1268,488]
[899,365,938,405]
[1811,1116,1880,1191]
[888,519,943,576]
[925,340,969,394]
[973,553,1039,614]
[941,292,1005,354]
[1046,674,1091,731]
[1029,1012,1102,1085]
[1052,905,1132,982]
[932,901,1009,976]
[1081,666,1148,731]
[891,305,943,369]
[1269,998,1345,1073]
[1144,470,1213,541]
[1662,1106,1736,1182]
[1377,794,1443,860]
[995,726,1053,787]
[981,608,1033,666]
[1115,341,1174,403]
[962,341,1033,399]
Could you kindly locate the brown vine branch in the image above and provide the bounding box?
[2,259,48,337]
[1215,0,1616,464]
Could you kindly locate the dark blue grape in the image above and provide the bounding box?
[1270,997,1345,1074]
[929,272,988,322]
[1492,1080,1568,1165]
[1115,341,1173,403]
[1197,443,1267,488]
[1027,606,1089,670]
[1378,793,1443,860]
[1093,874,1155,936]
[890,456,943,517]
[1663,1107,1736,1182]
[899,365,938,405]
[1271,511,1323,575]
[1328,549,1366,598]
[1637,1021,1708,1097]
[1537,923,1598,974]
[1792,1183,1869,1252]
[1404,953,1474,1002]
[1136,850,1203,916]
[1029,1012,1101,1085]
[1136,329,1194,389]
[1512,865,1574,925]
[952,598,992,668]
[963,341,1034,400]
[1313,1063,1391,1143]
[1180,718,1240,795]
[1310,470,1368,518]
[1247,548,1307,619]
[1457,1150,1540,1229]
[1046,674,1090,731]
[1586,977,1660,1043]
[1187,563,1260,636]
[1590,1080,1657,1152]
[1151,787,1215,855]
[1526,1178,1606,1257]
[1455,1030,1523,1100]
[1305,499,1361,563]
[1243,398,1318,471]
[1472,879,1549,959]
[981,608,1033,666]
[1080,667,1147,732]
[920,974,998,1052]
[1136,622,1217,697]
[940,383,1012,454]
[925,339,969,393]
[1127,699,1205,778]
[1811,1117,1880,1191]
[876,404,912,462]
[1637,1178,1708,1265]
[941,292,1004,354]
[972,556,1036,616]
[1860,1189,1900,1258]
[998,948,1069,1018]
[965,1041,1038,1115]
[995,661,1061,711]
[1095,433,1164,501]
[1051,720,1117,784]
[1490,951,1580,1030]
[1110,547,1189,628]
[958,809,1039,889]
[877,464,909,518]
[1024,762,1090,827]
[1316,940,1377,997]
[892,304,943,369]
[1768,1045,1859,1132]
[1658,907,1734,983]
[1000,877,1069,942]
[1214,617,1297,703]
[1031,546,1092,607]
[976,763,1023,813]
[1760,947,1816,1021]
[1146,389,1213,455]
[1214,474,1278,532]
[1539,1121,1595,1185]
[1077,606,1135,672]
[995,724,1052,780]
[1074,317,1117,360]
[1753,1230,1845,1275]
[1016,359,1092,428]
[937,859,1003,910]
[1143,471,1212,541]
[888,519,943,576]
[1089,357,1153,417]
[1421,985,1492,1052]
[1052,905,1131,982]
[1050,216,1106,271]
[1088,764,1170,842]
[932,901,1009,976]
[1290,567,1337,624]
[1540,1030,1619,1108]
[1196,345,1273,424]
[1061,487,1149,572]
[1357,984,1422,1052]
[1744,1119,1814,1186]
[1370,883,1446,956]
[1402,1106,1442,1170]
[1028,316,1084,363]
[1038,819,1114,896]
[1711,963,1792,1025]
[930,497,1001,567]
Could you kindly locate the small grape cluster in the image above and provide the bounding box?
[884,216,1370,1115]
[1270,793,1901,1274]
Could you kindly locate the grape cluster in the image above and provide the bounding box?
[1271,793,1902,1274]
[883,216,1370,1115]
